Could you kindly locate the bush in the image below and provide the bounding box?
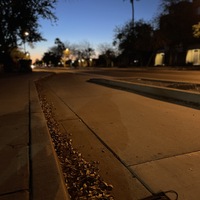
[19,59,32,72]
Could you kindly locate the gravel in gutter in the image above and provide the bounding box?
[36,82,114,200]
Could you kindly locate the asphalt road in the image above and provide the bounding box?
[82,67,200,83]
[36,68,200,199]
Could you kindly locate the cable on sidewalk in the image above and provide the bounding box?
[140,190,178,200]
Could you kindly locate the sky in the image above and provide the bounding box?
[28,0,161,62]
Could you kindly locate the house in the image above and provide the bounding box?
[154,50,165,66]
[186,45,200,65]
[154,0,200,67]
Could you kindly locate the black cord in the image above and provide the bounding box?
[164,190,178,200]
[140,190,178,200]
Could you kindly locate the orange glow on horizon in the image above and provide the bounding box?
[30,53,42,63]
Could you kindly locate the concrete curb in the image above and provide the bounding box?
[89,78,200,106]
[29,81,70,200]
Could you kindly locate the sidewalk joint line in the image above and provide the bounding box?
[127,149,200,168]
[0,189,29,197]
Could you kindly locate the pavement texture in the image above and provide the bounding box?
[0,72,70,200]
[0,69,200,200]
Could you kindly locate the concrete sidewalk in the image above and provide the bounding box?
[0,72,69,200]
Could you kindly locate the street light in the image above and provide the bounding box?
[65,48,69,54]
[63,48,70,67]
[23,31,29,53]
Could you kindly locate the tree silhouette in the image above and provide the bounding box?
[156,0,200,65]
[54,38,66,56]
[114,20,154,66]
[0,0,57,71]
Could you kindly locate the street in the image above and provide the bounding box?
[82,67,200,83]
[36,68,200,199]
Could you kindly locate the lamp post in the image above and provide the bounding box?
[63,48,70,67]
[23,31,29,53]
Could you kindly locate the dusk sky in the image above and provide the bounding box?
[28,0,161,61]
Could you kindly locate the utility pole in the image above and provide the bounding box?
[23,31,29,53]
[130,0,134,23]
[124,0,140,25]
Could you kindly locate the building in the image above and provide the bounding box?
[154,0,200,66]
[186,45,200,65]
[154,51,165,66]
